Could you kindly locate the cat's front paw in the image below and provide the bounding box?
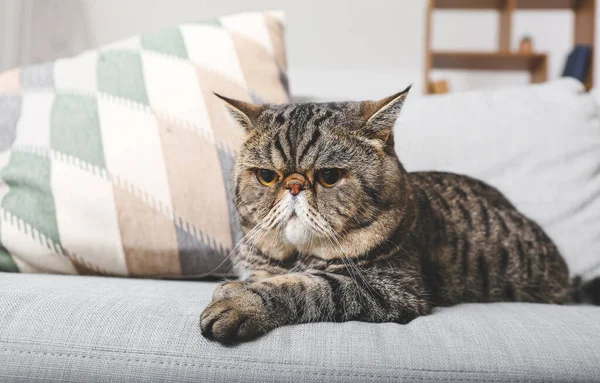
[200,290,270,343]
[212,281,245,300]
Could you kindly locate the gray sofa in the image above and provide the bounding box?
[1,272,599,382]
[2,79,600,381]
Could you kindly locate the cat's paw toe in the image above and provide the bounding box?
[212,281,245,300]
[200,292,268,343]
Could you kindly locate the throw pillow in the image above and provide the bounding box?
[0,11,289,277]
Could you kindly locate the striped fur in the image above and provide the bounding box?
[201,88,584,343]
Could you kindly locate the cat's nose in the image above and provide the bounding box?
[287,182,304,196]
[284,174,307,196]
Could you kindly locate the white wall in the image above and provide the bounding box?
[0,0,23,71]
[0,0,597,98]
[81,0,428,99]
[0,0,94,74]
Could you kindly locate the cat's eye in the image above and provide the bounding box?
[255,169,278,186]
[317,168,343,188]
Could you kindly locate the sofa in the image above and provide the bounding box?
[1,79,600,382]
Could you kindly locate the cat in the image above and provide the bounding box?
[200,87,600,343]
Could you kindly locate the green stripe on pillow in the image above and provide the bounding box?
[141,28,189,59]
[0,243,19,272]
[51,94,106,169]
[97,51,149,105]
[1,151,61,244]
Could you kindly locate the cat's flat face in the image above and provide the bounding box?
[222,90,411,260]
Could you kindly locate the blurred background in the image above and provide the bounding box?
[0,0,595,99]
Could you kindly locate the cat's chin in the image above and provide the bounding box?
[284,217,310,247]
[283,218,331,256]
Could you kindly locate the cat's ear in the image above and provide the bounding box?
[214,93,263,131]
[360,85,411,141]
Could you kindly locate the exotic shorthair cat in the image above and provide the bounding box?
[200,87,600,343]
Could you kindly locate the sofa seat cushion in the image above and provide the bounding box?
[0,273,598,382]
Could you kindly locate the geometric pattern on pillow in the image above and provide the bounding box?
[0,11,289,277]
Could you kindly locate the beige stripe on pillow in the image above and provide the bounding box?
[196,67,248,146]
[112,184,181,277]
[264,12,288,70]
[157,117,232,251]
[230,32,288,103]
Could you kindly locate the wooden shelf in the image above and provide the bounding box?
[426,0,595,92]
[518,0,580,9]
[434,0,582,10]
[432,51,548,83]
[432,51,546,71]
[434,0,504,9]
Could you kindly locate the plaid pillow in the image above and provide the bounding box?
[0,11,289,277]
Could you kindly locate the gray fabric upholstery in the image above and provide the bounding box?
[0,272,598,382]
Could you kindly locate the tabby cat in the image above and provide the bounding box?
[200,87,599,343]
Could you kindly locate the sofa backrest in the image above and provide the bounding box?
[396,79,600,279]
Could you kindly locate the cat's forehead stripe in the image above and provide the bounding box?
[297,126,321,165]
[244,101,372,172]
[258,104,332,170]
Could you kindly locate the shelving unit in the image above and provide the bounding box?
[425,0,596,93]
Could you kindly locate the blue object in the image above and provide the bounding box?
[562,45,592,83]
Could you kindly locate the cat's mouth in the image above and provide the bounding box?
[278,193,327,250]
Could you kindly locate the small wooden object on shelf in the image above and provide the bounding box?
[429,79,451,94]
[519,36,534,54]
[425,0,596,93]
